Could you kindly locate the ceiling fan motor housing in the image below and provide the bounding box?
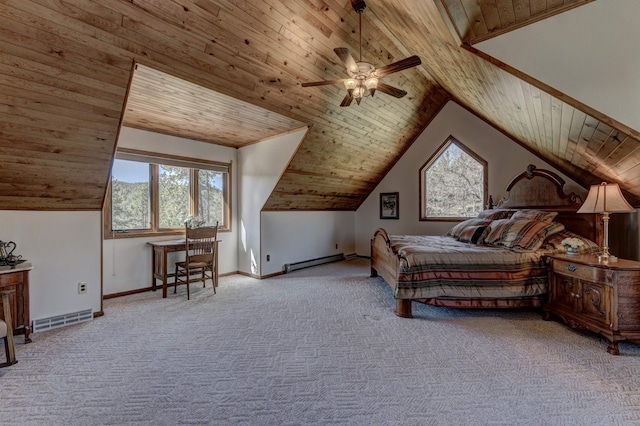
[351,0,366,14]
[348,62,375,78]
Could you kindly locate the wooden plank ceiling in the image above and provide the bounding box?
[124,64,307,148]
[1,0,639,211]
[438,0,594,45]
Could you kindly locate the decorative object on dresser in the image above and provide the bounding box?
[544,254,640,355]
[0,290,17,367]
[371,165,603,318]
[0,240,25,267]
[577,182,635,262]
[0,263,32,344]
[561,237,584,254]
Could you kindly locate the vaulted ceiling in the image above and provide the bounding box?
[2,0,639,211]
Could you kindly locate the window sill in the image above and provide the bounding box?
[104,228,229,240]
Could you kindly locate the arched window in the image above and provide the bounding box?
[420,136,487,220]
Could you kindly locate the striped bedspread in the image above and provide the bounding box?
[388,235,550,300]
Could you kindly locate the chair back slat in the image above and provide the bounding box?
[174,222,219,300]
[185,224,218,265]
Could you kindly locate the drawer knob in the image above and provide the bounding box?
[567,265,577,272]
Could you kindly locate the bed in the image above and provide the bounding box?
[371,165,603,318]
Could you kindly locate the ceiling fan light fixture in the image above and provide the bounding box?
[365,77,378,97]
[353,85,366,100]
[344,79,357,96]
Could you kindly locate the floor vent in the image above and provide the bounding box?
[32,309,93,333]
[285,253,345,273]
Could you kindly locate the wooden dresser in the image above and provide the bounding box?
[0,263,32,343]
[544,254,640,355]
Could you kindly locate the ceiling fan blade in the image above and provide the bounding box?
[376,82,407,98]
[301,79,346,87]
[334,48,359,74]
[374,55,421,77]
[340,93,353,107]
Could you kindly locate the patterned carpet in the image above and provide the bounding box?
[1,258,640,425]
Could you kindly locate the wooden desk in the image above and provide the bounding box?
[148,240,219,298]
[0,263,32,343]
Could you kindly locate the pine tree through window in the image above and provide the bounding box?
[104,149,230,238]
[420,136,487,220]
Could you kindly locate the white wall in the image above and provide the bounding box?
[354,100,587,255]
[476,0,640,133]
[261,211,356,276]
[237,128,306,276]
[236,128,357,277]
[103,127,238,295]
[3,100,604,319]
[0,211,101,321]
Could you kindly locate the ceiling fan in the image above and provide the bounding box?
[301,0,421,107]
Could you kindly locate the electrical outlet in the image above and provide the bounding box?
[78,282,88,294]
[335,244,338,249]
[266,254,270,262]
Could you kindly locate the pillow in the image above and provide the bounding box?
[446,218,492,239]
[476,209,514,220]
[510,209,558,222]
[457,225,489,244]
[482,219,565,251]
[542,230,600,254]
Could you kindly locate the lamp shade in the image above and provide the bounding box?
[577,182,635,214]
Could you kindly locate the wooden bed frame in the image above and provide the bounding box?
[371,165,603,318]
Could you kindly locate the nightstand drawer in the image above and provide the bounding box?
[551,259,606,283]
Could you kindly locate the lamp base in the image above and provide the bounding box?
[598,253,618,263]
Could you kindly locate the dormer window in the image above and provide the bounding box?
[419,136,487,220]
[104,148,230,239]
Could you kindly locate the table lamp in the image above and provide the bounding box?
[577,182,635,262]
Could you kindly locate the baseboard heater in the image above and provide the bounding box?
[32,308,93,333]
[284,253,345,273]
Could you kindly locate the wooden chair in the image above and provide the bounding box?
[0,290,17,367]
[174,222,218,300]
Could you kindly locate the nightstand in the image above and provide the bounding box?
[544,254,640,355]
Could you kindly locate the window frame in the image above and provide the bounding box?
[419,136,488,221]
[103,148,231,239]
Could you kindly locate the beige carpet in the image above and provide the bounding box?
[1,258,639,425]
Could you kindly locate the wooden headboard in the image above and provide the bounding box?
[497,165,603,245]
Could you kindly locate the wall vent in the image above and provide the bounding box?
[32,309,93,333]
[344,253,358,260]
[284,253,345,273]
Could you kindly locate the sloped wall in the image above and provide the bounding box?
[477,1,640,133]
[237,129,306,276]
